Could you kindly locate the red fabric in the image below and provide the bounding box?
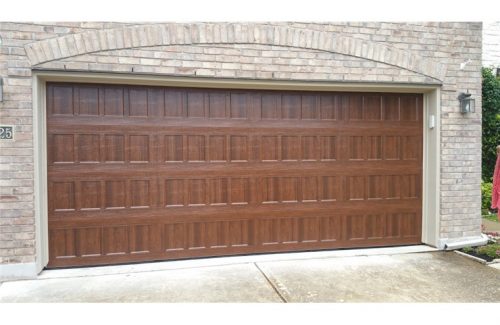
[492,154,500,221]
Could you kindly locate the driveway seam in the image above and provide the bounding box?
[254,262,287,303]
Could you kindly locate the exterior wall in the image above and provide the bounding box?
[483,22,500,68]
[0,22,483,268]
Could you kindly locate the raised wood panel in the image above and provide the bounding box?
[384,136,401,160]
[129,88,148,117]
[51,134,74,163]
[228,220,251,247]
[210,178,228,205]
[299,216,319,243]
[187,135,206,161]
[320,216,342,242]
[261,219,279,245]
[164,135,183,162]
[320,136,337,161]
[349,136,364,160]
[77,227,102,257]
[230,136,248,161]
[105,180,126,208]
[104,135,125,162]
[147,88,165,117]
[366,214,385,239]
[103,226,129,255]
[208,92,227,119]
[104,87,124,116]
[50,228,76,259]
[302,136,318,161]
[367,136,382,160]
[282,94,301,119]
[165,179,185,207]
[321,176,337,202]
[261,94,280,119]
[47,83,423,268]
[230,178,250,205]
[165,90,184,118]
[302,177,318,202]
[301,95,318,119]
[188,179,206,206]
[130,225,151,253]
[368,175,384,200]
[347,94,363,120]
[400,95,419,121]
[281,136,300,161]
[79,181,101,210]
[187,91,205,118]
[346,215,366,240]
[130,180,151,208]
[347,176,365,201]
[209,136,227,162]
[164,223,186,251]
[77,134,100,162]
[50,182,75,211]
[77,86,99,115]
[319,95,339,120]
[364,95,382,120]
[384,95,400,121]
[129,135,150,162]
[230,93,250,119]
[51,85,74,115]
[261,136,279,161]
[189,222,206,249]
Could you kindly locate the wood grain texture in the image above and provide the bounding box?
[46,83,423,268]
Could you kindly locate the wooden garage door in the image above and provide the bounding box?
[46,82,422,268]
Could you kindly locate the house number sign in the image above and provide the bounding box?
[0,126,13,140]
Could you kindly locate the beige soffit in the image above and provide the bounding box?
[24,23,447,82]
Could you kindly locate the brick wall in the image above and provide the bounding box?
[0,22,483,266]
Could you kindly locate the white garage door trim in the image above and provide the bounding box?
[32,70,441,274]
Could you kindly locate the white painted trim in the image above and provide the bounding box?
[421,89,441,248]
[0,263,38,279]
[34,70,440,92]
[32,71,442,271]
[33,75,49,273]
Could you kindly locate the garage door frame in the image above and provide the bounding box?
[32,70,441,272]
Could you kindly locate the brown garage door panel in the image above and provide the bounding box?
[49,213,421,266]
[46,83,422,268]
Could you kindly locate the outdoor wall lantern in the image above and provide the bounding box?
[458,92,475,114]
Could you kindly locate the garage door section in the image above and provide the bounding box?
[46,83,422,268]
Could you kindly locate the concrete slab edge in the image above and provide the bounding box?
[0,263,38,280]
[34,245,438,281]
[454,250,500,265]
[454,250,488,264]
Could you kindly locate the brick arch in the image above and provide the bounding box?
[24,23,446,81]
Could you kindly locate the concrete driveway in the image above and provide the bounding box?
[1,246,499,302]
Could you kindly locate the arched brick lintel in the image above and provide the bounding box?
[24,23,446,81]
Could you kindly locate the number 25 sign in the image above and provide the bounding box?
[0,126,14,140]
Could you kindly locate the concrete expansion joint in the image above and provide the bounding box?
[254,263,288,303]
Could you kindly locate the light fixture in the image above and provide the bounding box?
[458,92,475,114]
